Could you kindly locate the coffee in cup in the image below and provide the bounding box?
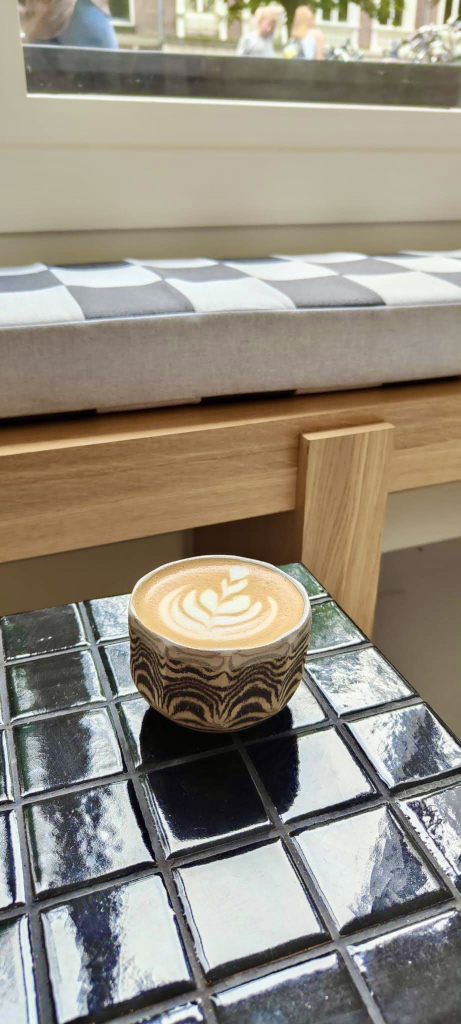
[129,556,311,732]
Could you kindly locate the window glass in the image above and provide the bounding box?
[19,0,461,106]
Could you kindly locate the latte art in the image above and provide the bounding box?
[159,566,278,642]
[132,557,306,650]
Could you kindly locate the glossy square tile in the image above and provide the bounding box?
[0,917,37,1024]
[0,810,25,909]
[212,951,371,1023]
[248,728,375,824]
[6,650,105,721]
[175,839,327,980]
[100,640,137,696]
[348,704,461,791]
[42,874,192,1023]
[139,1005,204,1024]
[309,602,364,655]
[305,647,414,716]
[143,751,270,858]
[242,680,325,742]
[296,805,447,934]
[118,698,230,769]
[400,782,461,889]
[24,780,154,898]
[85,594,130,641]
[0,731,13,804]
[279,563,326,599]
[349,908,461,1024]
[15,707,124,796]
[1,603,87,661]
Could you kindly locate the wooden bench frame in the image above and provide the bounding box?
[1,377,461,637]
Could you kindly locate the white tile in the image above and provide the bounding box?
[345,270,461,306]
[0,286,85,326]
[127,258,217,269]
[401,250,461,258]
[165,276,295,312]
[51,265,159,288]
[226,260,336,281]
[0,263,47,276]
[378,256,461,274]
[275,252,367,264]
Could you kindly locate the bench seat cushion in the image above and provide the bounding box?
[1,251,460,417]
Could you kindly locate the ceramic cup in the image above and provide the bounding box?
[129,555,311,733]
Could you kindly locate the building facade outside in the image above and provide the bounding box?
[112,0,460,53]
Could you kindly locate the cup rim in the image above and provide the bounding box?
[129,554,311,654]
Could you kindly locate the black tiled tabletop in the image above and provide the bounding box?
[6,650,105,721]
[100,639,137,696]
[175,840,328,980]
[349,908,461,1024]
[0,563,461,1024]
[212,951,371,1023]
[143,750,270,859]
[14,706,124,796]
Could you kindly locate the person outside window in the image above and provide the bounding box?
[283,5,324,59]
[20,0,119,48]
[237,4,283,57]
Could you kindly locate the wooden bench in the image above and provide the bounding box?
[2,376,460,638]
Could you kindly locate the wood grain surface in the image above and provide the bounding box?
[1,378,460,565]
[298,423,394,637]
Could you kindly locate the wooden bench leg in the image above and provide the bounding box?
[297,423,394,637]
[195,421,394,638]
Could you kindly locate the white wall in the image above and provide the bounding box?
[375,537,461,738]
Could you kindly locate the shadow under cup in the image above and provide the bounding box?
[129,556,312,733]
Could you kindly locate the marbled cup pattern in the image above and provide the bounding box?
[129,612,311,733]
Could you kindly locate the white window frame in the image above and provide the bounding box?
[2,2,461,234]
[111,0,136,27]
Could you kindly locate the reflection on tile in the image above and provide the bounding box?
[309,602,364,655]
[0,811,25,909]
[15,707,124,796]
[213,951,371,1023]
[348,704,461,791]
[297,805,446,934]
[350,909,461,1024]
[243,681,325,742]
[86,594,130,641]
[400,783,461,889]
[141,1004,204,1024]
[306,647,413,716]
[1,604,87,661]
[280,563,326,599]
[176,840,327,980]
[25,780,154,897]
[119,699,229,768]
[6,650,104,721]
[101,641,137,696]
[143,751,269,858]
[42,874,192,1023]
[249,728,375,824]
[0,917,37,1024]
[0,732,12,804]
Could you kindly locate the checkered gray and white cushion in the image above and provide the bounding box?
[2,251,461,327]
